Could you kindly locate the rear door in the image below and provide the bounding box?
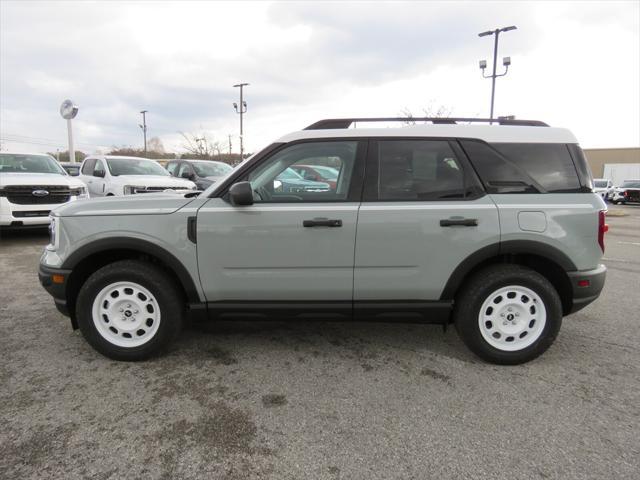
[196,139,366,305]
[354,138,500,304]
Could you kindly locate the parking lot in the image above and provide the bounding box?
[0,205,638,480]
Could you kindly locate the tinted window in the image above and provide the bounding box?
[567,144,593,190]
[247,141,357,202]
[81,158,97,175]
[166,162,178,175]
[492,143,581,193]
[378,140,465,200]
[460,140,538,194]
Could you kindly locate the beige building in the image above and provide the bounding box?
[583,147,640,177]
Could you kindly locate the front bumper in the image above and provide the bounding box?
[38,263,73,319]
[567,264,606,314]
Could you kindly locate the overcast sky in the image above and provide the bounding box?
[1,0,638,155]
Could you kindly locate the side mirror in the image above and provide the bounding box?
[229,181,254,206]
[181,171,193,180]
[94,170,105,178]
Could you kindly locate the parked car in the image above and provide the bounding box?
[610,180,640,204]
[592,178,614,201]
[40,117,607,365]
[291,164,339,190]
[0,152,88,228]
[59,162,81,176]
[166,159,233,190]
[78,155,196,196]
[274,167,330,193]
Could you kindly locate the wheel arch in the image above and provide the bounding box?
[62,237,200,325]
[441,241,576,316]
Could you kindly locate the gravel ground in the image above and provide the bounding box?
[1,205,639,479]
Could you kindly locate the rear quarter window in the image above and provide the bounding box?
[491,143,581,193]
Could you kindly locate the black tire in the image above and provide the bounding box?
[76,260,184,361]
[453,264,562,365]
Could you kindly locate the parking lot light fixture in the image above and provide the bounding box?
[477,25,517,123]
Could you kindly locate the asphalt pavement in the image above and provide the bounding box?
[1,205,639,479]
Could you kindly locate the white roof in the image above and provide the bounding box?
[276,124,578,144]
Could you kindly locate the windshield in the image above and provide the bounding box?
[277,167,304,180]
[593,180,608,188]
[191,161,233,178]
[621,181,640,188]
[0,153,67,175]
[106,158,169,176]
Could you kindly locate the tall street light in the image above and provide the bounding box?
[60,99,79,163]
[233,83,249,159]
[139,110,148,156]
[478,25,517,123]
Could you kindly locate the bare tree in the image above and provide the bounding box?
[147,136,165,154]
[401,102,452,125]
[179,132,223,159]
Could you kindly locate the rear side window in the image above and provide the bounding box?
[567,144,594,190]
[81,158,96,175]
[491,143,581,193]
[378,140,466,200]
[459,140,538,194]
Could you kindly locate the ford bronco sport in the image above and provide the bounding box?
[39,117,607,364]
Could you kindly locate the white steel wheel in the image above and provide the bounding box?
[478,285,547,352]
[91,281,161,348]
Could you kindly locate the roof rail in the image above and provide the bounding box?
[303,117,549,130]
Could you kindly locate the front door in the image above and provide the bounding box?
[354,138,500,303]
[196,140,366,305]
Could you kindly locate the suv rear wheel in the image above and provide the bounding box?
[453,265,562,365]
[76,260,183,360]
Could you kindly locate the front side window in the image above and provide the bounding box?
[377,140,465,200]
[94,160,106,176]
[247,141,357,202]
[166,162,178,175]
[0,153,66,175]
[81,158,96,175]
[177,163,193,178]
[106,158,170,176]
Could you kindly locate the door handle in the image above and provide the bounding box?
[303,218,342,227]
[440,218,478,227]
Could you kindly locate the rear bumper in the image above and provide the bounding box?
[567,264,606,314]
[38,263,72,318]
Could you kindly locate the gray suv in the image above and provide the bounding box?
[39,117,607,364]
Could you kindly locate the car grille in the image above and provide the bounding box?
[13,210,51,218]
[3,185,71,205]
[133,186,182,193]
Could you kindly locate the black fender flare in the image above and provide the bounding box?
[440,240,576,301]
[62,237,201,303]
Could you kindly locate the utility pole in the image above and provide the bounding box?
[228,134,232,155]
[478,26,517,123]
[233,83,249,159]
[139,110,148,156]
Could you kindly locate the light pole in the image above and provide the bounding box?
[139,110,148,156]
[478,25,517,123]
[60,99,79,162]
[233,83,249,159]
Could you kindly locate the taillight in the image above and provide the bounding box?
[598,210,608,252]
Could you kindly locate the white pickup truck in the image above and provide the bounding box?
[0,152,88,228]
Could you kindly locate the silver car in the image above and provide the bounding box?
[39,117,607,364]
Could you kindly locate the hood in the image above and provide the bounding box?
[0,172,86,189]
[113,175,196,188]
[53,193,196,217]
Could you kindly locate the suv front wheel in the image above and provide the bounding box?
[454,265,562,365]
[76,260,183,360]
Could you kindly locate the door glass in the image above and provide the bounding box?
[93,160,105,176]
[81,158,96,175]
[378,140,465,200]
[166,162,178,175]
[247,141,357,202]
[177,163,192,178]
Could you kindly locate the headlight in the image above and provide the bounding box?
[48,216,59,250]
[123,185,146,195]
[70,186,89,199]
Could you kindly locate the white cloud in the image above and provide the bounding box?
[0,0,638,154]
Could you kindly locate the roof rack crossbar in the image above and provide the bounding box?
[304,117,549,130]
